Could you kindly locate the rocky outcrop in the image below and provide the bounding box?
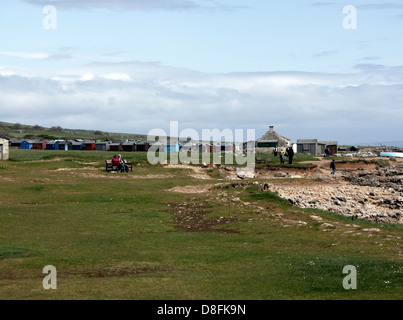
[269,183,403,224]
[342,165,403,193]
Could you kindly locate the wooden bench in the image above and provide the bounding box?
[105,160,133,172]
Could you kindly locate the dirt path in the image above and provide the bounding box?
[164,164,212,180]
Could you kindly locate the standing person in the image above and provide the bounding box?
[286,145,294,165]
[118,154,129,173]
[280,150,285,165]
[330,159,336,174]
[273,146,278,156]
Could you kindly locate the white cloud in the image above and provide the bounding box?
[0,51,49,59]
[1,61,402,144]
[100,73,132,81]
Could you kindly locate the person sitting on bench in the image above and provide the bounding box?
[118,154,129,173]
[112,155,124,172]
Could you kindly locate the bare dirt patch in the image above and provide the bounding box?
[167,184,215,194]
[164,164,212,180]
[168,202,239,233]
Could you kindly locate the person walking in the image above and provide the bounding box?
[330,159,336,174]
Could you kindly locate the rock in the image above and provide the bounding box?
[310,215,323,222]
[236,168,255,179]
[321,223,335,229]
[274,172,288,178]
[363,228,381,232]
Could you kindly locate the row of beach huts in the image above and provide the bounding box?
[8,138,242,153]
[2,126,341,159]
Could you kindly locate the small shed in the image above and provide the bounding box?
[320,141,338,155]
[71,141,84,150]
[9,139,24,149]
[297,139,322,155]
[58,141,70,151]
[217,143,233,152]
[122,141,136,152]
[166,143,180,153]
[32,140,47,150]
[95,141,110,151]
[0,137,10,160]
[109,143,122,152]
[83,140,96,151]
[212,143,221,153]
[20,139,38,150]
[197,143,213,153]
[20,140,34,149]
[136,142,150,152]
[46,140,60,150]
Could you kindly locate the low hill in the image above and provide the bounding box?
[0,121,149,141]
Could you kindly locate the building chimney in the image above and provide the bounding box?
[269,126,274,133]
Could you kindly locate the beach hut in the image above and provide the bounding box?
[58,141,70,151]
[122,141,136,152]
[32,140,47,150]
[109,143,122,152]
[71,141,84,150]
[20,140,34,149]
[220,143,234,152]
[83,140,96,151]
[166,142,180,153]
[135,142,150,152]
[9,139,24,149]
[46,140,60,150]
[95,141,110,151]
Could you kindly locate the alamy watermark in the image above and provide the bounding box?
[43,5,57,30]
[343,5,357,30]
[146,121,256,168]
[343,265,357,290]
[43,265,57,290]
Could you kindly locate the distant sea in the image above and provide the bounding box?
[353,141,403,148]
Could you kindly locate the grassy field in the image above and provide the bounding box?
[0,149,402,300]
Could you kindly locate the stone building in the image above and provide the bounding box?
[256,126,290,153]
[296,139,338,155]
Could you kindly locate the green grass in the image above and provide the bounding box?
[254,153,320,169]
[0,149,402,300]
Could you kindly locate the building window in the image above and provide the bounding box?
[303,144,310,151]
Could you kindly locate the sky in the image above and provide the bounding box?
[0,0,403,145]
